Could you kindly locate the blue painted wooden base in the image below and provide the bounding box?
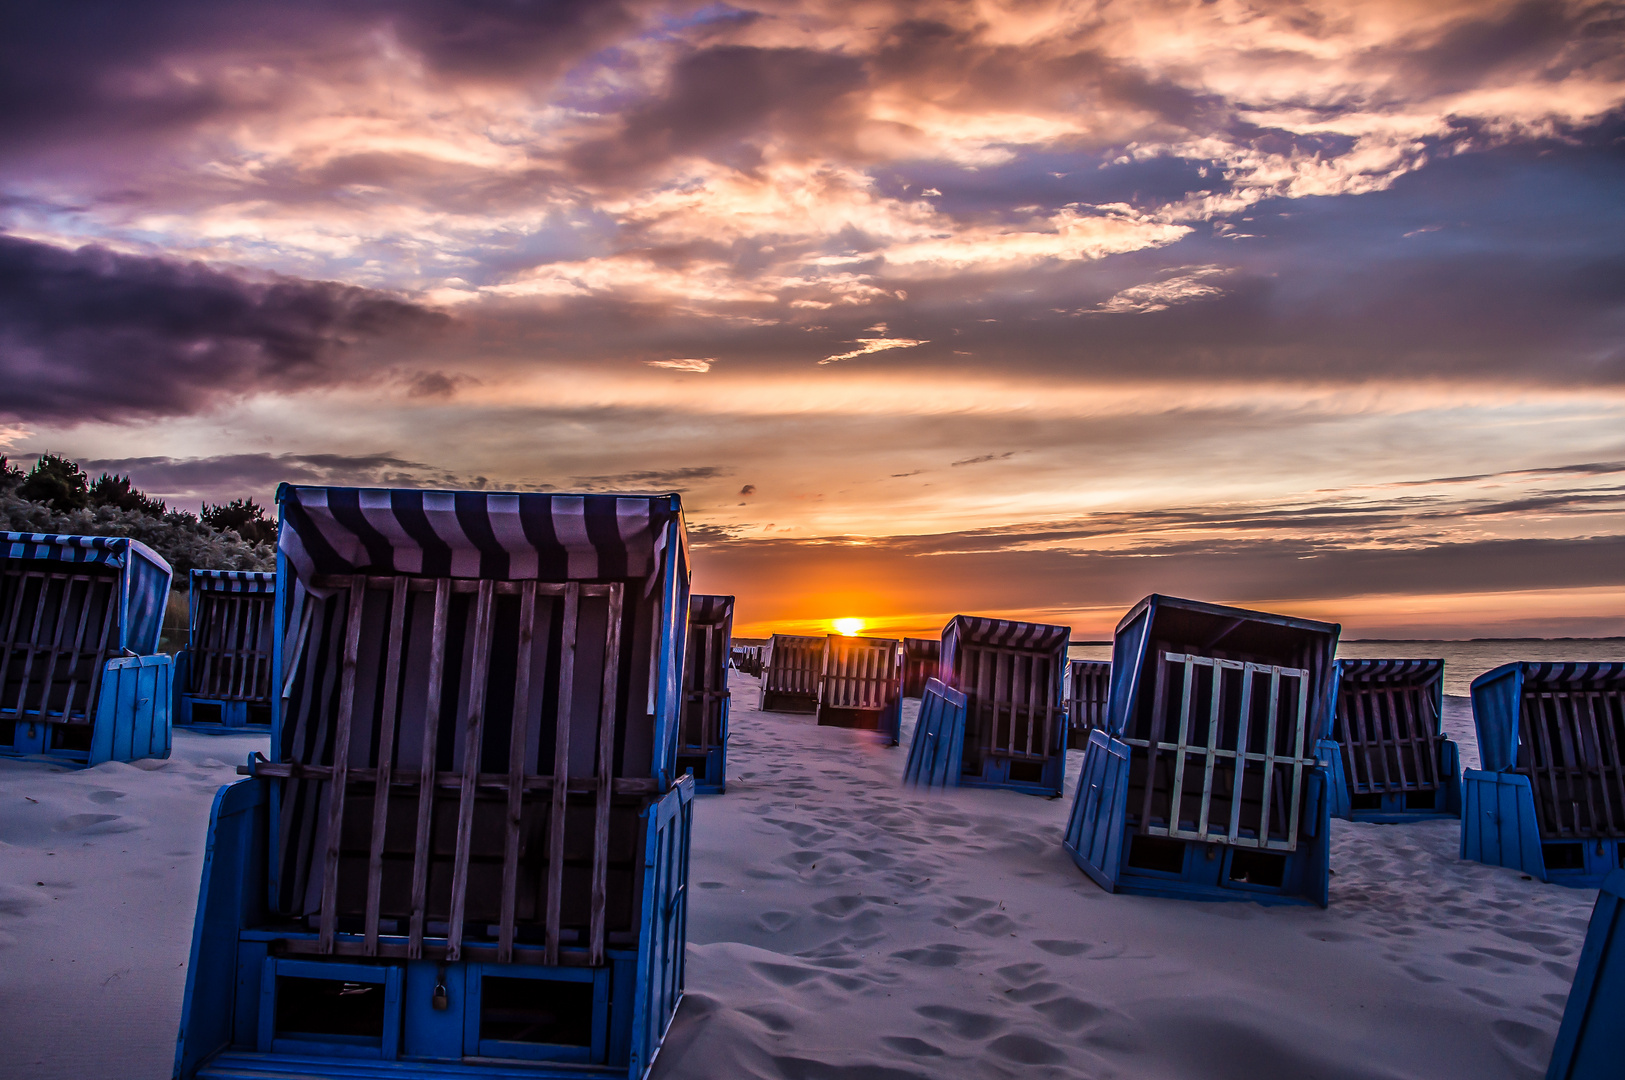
[958,751,1065,798]
[178,696,274,733]
[1317,738,1462,823]
[175,775,692,1080]
[1461,769,1624,888]
[816,700,901,747]
[1063,730,1331,906]
[677,744,726,794]
[0,655,172,766]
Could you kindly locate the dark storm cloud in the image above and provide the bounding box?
[0,235,445,422]
[568,45,870,180]
[75,452,471,504]
[0,1,634,155]
[569,466,730,491]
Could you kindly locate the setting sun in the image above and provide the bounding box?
[832,617,864,636]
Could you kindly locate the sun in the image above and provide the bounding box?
[833,617,864,636]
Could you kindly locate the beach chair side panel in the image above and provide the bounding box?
[1067,660,1110,739]
[678,596,732,793]
[901,679,965,788]
[1547,869,1625,1080]
[1062,729,1131,891]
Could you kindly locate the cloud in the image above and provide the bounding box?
[740,484,756,496]
[950,451,1017,467]
[1090,266,1229,314]
[0,235,446,422]
[646,358,714,372]
[820,335,929,365]
[567,465,729,492]
[73,451,466,505]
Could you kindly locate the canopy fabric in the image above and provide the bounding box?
[941,615,1071,656]
[190,569,275,594]
[689,594,735,625]
[1338,658,1441,683]
[1473,661,1625,774]
[277,485,684,584]
[1,531,172,655]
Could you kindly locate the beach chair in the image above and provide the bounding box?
[1,532,173,764]
[174,486,695,1080]
[1067,659,1110,743]
[1546,869,1625,1079]
[901,679,968,789]
[939,615,1071,796]
[678,595,732,794]
[1318,658,1460,822]
[176,570,276,732]
[759,633,822,713]
[817,634,902,744]
[730,644,762,678]
[1461,662,1625,887]
[1063,595,1338,906]
[901,637,941,698]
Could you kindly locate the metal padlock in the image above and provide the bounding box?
[432,982,449,1010]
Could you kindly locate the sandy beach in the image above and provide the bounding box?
[0,672,1597,1080]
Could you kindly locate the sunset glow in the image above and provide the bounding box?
[1,1,1622,639]
[833,618,865,637]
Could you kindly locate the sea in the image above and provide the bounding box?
[1068,638,1625,697]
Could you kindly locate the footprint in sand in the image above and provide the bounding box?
[987,1033,1067,1065]
[995,962,1047,983]
[756,910,798,933]
[915,1004,1005,1040]
[55,812,137,835]
[1033,939,1091,957]
[812,894,872,917]
[881,1036,945,1058]
[889,944,970,968]
[88,790,126,804]
[1003,981,1063,1003]
[1032,995,1108,1031]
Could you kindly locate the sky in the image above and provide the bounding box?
[2,0,1623,640]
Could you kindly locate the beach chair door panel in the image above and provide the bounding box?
[1518,688,1625,842]
[1128,651,1316,852]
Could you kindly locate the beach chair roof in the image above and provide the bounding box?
[276,484,686,585]
[689,594,735,624]
[190,568,275,594]
[1471,661,1625,774]
[2,531,172,655]
[941,615,1070,654]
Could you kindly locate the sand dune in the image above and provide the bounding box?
[0,679,1593,1079]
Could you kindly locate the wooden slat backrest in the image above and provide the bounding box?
[271,572,638,967]
[1333,665,1444,796]
[959,643,1061,761]
[764,634,823,696]
[190,591,275,702]
[1068,660,1110,735]
[680,617,729,752]
[820,636,900,711]
[1518,688,1625,840]
[0,565,120,725]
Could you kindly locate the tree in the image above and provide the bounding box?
[202,497,276,545]
[89,473,167,517]
[19,453,89,510]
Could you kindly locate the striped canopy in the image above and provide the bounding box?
[1,531,172,655]
[1338,657,1441,683]
[277,485,685,585]
[689,594,735,625]
[942,615,1070,660]
[190,568,275,594]
[1472,661,1625,773]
